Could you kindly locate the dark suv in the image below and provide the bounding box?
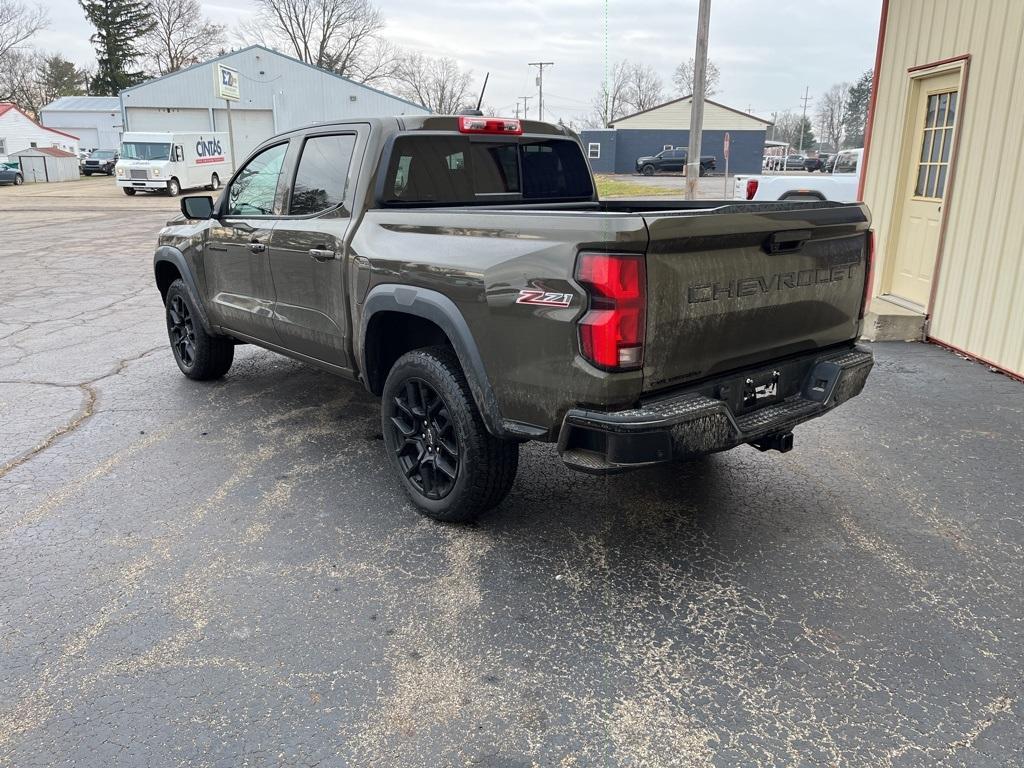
[83,150,118,176]
[635,148,716,176]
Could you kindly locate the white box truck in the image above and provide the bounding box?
[115,132,233,197]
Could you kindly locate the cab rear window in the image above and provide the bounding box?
[380,135,593,205]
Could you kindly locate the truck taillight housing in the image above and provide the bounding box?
[860,230,875,319]
[745,179,759,200]
[458,116,523,135]
[576,253,646,370]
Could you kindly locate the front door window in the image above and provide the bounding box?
[226,143,287,217]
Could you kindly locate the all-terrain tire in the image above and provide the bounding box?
[164,279,234,380]
[381,346,518,523]
[641,164,655,176]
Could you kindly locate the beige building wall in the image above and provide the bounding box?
[862,0,1024,376]
[611,98,771,131]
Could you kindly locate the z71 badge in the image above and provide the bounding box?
[515,289,574,308]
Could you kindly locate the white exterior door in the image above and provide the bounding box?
[887,70,960,308]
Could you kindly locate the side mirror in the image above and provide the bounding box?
[181,195,215,220]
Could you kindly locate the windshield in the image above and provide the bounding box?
[121,142,170,161]
[91,150,115,159]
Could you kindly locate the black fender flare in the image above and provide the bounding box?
[360,284,507,438]
[153,245,214,334]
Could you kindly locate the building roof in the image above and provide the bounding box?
[609,95,774,129]
[120,45,428,112]
[41,96,121,113]
[12,146,78,158]
[0,103,80,141]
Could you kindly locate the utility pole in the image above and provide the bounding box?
[770,111,777,142]
[685,0,712,199]
[799,85,812,153]
[514,102,520,119]
[527,61,554,121]
[518,95,533,120]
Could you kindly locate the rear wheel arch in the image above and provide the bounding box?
[360,285,506,438]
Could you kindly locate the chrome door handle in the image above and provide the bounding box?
[249,241,266,254]
[309,248,337,262]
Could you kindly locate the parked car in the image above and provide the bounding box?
[82,149,118,176]
[0,164,24,186]
[734,148,864,202]
[155,115,873,522]
[635,148,716,176]
[804,153,831,172]
[763,154,805,171]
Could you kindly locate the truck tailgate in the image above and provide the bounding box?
[641,204,870,392]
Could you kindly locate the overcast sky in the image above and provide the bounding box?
[37,0,882,124]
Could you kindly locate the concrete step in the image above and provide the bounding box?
[860,297,927,342]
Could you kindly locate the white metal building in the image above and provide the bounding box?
[40,97,122,152]
[0,103,79,157]
[11,147,80,183]
[119,46,429,160]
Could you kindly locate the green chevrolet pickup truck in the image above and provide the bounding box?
[153,114,874,522]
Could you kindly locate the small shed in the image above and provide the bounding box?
[11,147,80,183]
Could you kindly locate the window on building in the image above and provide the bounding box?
[0,138,6,154]
[914,90,957,199]
[588,142,601,159]
[289,134,357,215]
[30,141,37,148]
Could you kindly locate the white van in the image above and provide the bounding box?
[115,132,233,197]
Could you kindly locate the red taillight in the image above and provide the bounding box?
[576,253,646,370]
[745,179,759,200]
[860,230,875,319]
[458,116,523,135]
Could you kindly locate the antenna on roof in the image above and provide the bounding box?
[476,72,490,112]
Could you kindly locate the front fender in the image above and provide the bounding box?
[154,245,214,334]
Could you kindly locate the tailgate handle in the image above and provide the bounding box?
[765,229,812,254]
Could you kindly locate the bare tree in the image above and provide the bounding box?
[240,0,393,83]
[624,62,663,113]
[0,48,42,113]
[0,0,46,62]
[390,52,473,113]
[588,60,634,127]
[816,82,849,151]
[672,57,720,97]
[140,0,225,75]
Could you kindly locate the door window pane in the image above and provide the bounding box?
[289,134,356,215]
[946,93,957,126]
[226,143,287,216]
[913,88,957,200]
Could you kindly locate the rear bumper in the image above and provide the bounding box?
[557,345,873,473]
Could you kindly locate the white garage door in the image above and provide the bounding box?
[73,127,100,150]
[127,108,212,132]
[212,109,275,163]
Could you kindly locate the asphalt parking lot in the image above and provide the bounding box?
[2,176,1022,767]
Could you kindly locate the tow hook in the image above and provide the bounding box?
[751,432,794,453]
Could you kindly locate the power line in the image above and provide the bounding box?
[527,62,554,121]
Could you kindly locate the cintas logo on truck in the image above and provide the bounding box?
[195,137,225,165]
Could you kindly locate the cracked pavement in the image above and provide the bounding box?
[1,177,1022,767]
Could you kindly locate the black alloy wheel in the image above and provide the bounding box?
[167,294,196,368]
[389,377,460,500]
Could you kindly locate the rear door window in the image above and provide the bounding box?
[381,136,592,205]
[289,134,357,215]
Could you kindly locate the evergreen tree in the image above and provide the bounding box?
[842,69,873,148]
[794,114,817,152]
[37,55,87,103]
[79,0,154,94]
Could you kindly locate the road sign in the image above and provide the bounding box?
[215,63,240,102]
[723,131,730,160]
